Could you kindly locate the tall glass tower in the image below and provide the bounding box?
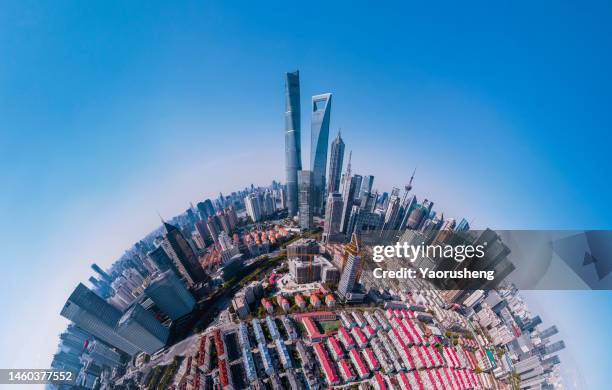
[284,71,302,217]
[60,283,140,355]
[298,170,314,230]
[310,93,332,215]
[327,131,345,196]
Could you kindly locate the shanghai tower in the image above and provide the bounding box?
[285,71,302,217]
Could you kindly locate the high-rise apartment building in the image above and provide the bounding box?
[245,193,263,222]
[338,252,361,298]
[286,238,319,262]
[284,71,302,217]
[310,93,332,215]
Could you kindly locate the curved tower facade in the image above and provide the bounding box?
[284,71,302,217]
[310,93,332,215]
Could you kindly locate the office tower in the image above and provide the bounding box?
[455,218,470,232]
[145,270,196,320]
[116,304,169,355]
[51,350,82,373]
[195,220,210,243]
[88,276,112,298]
[434,218,456,243]
[60,283,140,355]
[346,206,382,236]
[191,231,205,250]
[378,192,388,210]
[263,191,275,216]
[340,150,352,194]
[381,194,401,232]
[323,192,344,242]
[351,175,363,200]
[196,199,215,220]
[340,175,360,234]
[84,341,122,368]
[206,215,221,244]
[186,207,197,227]
[327,131,345,196]
[359,191,377,212]
[91,264,112,284]
[162,222,207,287]
[310,93,332,215]
[278,187,287,209]
[338,252,362,298]
[542,340,565,355]
[58,325,91,354]
[359,175,374,199]
[284,70,302,217]
[298,170,314,229]
[422,198,434,214]
[539,325,559,339]
[225,204,238,228]
[245,193,263,222]
[216,211,230,234]
[406,204,427,230]
[147,245,175,274]
[398,194,417,231]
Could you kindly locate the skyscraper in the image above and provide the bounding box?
[323,192,344,242]
[162,222,206,287]
[206,215,220,244]
[310,93,332,215]
[60,283,140,356]
[84,341,123,369]
[539,325,559,339]
[116,304,169,355]
[298,170,314,230]
[244,193,263,222]
[359,175,374,200]
[145,270,196,320]
[340,175,360,234]
[196,199,215,220]
[381,194,401,232]
[91,264,112,284]
[455,218,470,232]
[284,71,302,217]
[327,131,345,196]
[338,251,361,298]
[351,175,363,201]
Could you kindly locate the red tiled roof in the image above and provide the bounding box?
[313,342,339,385]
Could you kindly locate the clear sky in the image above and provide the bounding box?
[1,1,611,388]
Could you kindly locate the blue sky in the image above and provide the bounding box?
[1,1,611,388]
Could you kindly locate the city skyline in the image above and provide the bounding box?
[34,69,598,388]
[1,2,612,389]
